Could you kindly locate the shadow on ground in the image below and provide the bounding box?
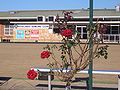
[0,77,12,86]
[36,83,117,90]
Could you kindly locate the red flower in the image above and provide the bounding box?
[41,51,51,59]
[27,69,37,80]
[61,29,72,38]
[98,24,107,34]
[67,15,72,20]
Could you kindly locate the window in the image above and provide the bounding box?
[53,28,60,33]
[76,26,87,39]
[4,25,14,36]
[38,17,43,21]
[37,16,45,22]
[48,16,55,21]
[118,26,120,34]
[104,18,119,21]
[111,25,119,34]
[106,26,110,34]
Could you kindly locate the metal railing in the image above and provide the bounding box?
[103,34,120,43]
[31,68,120,90]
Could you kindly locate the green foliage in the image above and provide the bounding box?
[63,62,70,70]
[43,44,51,50]
[61,55,65,61]
[95,45,109,59]
[66,40,76,48]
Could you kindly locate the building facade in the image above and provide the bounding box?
[0,8,120,43]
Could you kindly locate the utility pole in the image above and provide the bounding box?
[88,0,93,90]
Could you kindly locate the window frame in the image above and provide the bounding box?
[48,16,55,22]
[37,16,45,22]
[4,25,14,36]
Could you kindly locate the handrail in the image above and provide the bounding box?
[31,67,120,75]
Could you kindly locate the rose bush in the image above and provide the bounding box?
[39,11,108,89]
[27,11,108,90]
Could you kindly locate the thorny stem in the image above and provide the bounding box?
[73,46,81,56]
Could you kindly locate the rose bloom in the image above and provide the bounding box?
[61,29,72,38]
[27,69,37,80]
[41,51,51,59]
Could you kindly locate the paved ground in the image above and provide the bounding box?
[0,78,118,90]
[0,43,120,89]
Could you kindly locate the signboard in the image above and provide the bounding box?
[16,25,49,29]
[14,24,52,41]
[25,30,30,39]
[30,30,39,40]
[16,30,25,39]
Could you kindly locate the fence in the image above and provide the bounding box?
[31,68,120,90]
[103,34,120,43]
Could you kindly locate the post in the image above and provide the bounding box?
[48,74,51,90]
[118,75,120,90]
[88,0,93,90]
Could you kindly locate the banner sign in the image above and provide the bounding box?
[25,30,30,39]
[16,30,25,39]
[14,24,50,40]
[30,30,39,40]
[16,25,49,29]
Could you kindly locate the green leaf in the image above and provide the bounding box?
[66,40,75,48]
[43,44,51,50]
[64,63,69,70]
[104,55,108,59]
[61,55,65,60]
[75,30,80,34]
[67,43,73,48]
[96,45,109,59]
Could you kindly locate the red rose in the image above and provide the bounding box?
[41,51,51,59]
[98,24,107,34]
[67,15,72,20]
[27,69,37,80]
[61,29,72,38]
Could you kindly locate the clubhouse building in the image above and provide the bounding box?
[0,7,120,43]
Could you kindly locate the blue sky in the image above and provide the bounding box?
[0,0,120,11]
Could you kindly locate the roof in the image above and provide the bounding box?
[0,9,120,18]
